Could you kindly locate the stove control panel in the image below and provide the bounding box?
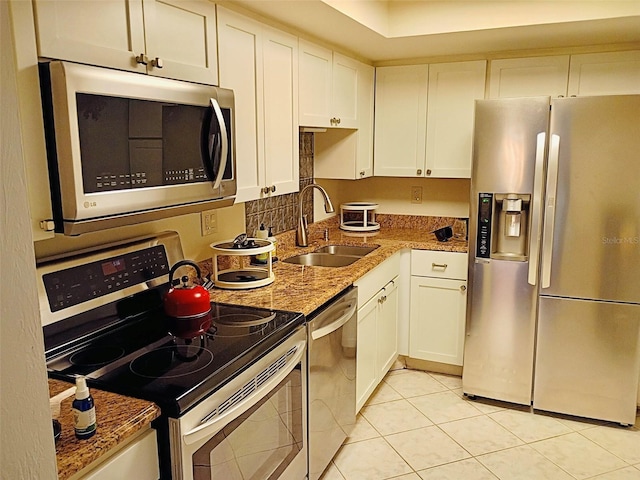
[43,245,169,312]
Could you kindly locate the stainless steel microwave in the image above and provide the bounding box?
[39,61,236,235]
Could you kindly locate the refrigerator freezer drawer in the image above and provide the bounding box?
[534,296,640,425]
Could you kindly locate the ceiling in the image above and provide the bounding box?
[225,0,640,62]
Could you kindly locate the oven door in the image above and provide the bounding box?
[169,326,307,480]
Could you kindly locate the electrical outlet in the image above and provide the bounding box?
[411,186,423,204]
[201,209,218,236]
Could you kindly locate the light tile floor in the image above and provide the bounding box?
[320,365,640,480]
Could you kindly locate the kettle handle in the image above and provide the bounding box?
[168,260,202,286]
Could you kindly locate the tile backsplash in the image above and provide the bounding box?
[244,132,315,237]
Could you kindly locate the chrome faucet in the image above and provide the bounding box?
[296,183,335,247]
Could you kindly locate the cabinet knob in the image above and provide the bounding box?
[336,118,341,125]
[359,170,365,177]
[270,185,276,193]
[417,169,422,175]
[460,285,467,292]
[426,169,432,176]
[151,57,164,69]
[262,186,270,194]
[135,53,147,65]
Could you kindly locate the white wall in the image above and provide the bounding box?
[1,1,58,476]
[315,177,470,222]
[34,203,247,263]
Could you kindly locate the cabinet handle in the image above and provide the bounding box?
[460,285,467,292]
[150,57,163,69]
[432,263,448,270]
[426,169,432,176]
[135,53,147,65]
[270,185,276,193]
[417,169,422,175]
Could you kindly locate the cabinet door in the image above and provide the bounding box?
[426,61,486,178]
[332,53,359,128]
[143,0,218,85]
[488,56,569,98]
[374,65,428,177]
[262,27,299,197]
[313,60,374,180]
[217,7,264,202]
[356,296,378,412]
[33,0,146,73]
[377,279,399,377]
[409,276,467,366]
[568,51,640,96]
[299,40,333,127]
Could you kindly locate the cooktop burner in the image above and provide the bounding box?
[69,346,125,367]
[45,299,305,416]
[130,344,214,379]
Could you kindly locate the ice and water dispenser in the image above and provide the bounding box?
[476,193,531,261]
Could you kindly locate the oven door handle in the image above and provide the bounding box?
[182,339,305,446]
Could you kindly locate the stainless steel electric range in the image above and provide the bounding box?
[38,232,308,480]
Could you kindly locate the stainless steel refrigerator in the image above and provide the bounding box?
[462,95,640,425]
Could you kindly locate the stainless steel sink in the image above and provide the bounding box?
[313,245,378,256]
[283,244,378,267]
[283,253,360,267]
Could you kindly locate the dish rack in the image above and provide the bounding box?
[210,238,275,289]
[340,202,380,232]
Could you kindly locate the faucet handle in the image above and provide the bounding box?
[302,214,308,230]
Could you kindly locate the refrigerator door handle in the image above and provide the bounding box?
[540,134,560,289]
[528,132,546,286]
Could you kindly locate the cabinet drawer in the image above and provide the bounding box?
[411,250,467,280]
[354,251,401,307]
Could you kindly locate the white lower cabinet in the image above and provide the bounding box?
[79,429,158,480]
[409,250,468,366]
[355,252,400,412]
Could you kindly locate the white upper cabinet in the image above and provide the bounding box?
[488,56,570,98]
[217,6,298,203]
[299,40,370,128]
[426,61,486,178]
[313,60,375,180]
[33,0,218,85]
[374,64,429,177]
[374,61,485,178]
[568,50,640,96]
[489,51,640,99]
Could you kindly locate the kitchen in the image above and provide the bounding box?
[2,0,640,479]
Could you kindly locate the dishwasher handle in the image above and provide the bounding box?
[311,303,356,340]
[310,289,358,341]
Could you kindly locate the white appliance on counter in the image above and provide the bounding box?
[39,61,236,235]
[463,95,640,425]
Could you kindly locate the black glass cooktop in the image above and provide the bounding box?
[46,299,304,417]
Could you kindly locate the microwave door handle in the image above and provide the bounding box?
[209,97,229,190]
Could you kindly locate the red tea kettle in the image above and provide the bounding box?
[164,260,212,338]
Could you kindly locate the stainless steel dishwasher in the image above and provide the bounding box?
[308,286,358,480]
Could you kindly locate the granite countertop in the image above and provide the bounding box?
[207,216,468,315]
[49,378,161,480]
